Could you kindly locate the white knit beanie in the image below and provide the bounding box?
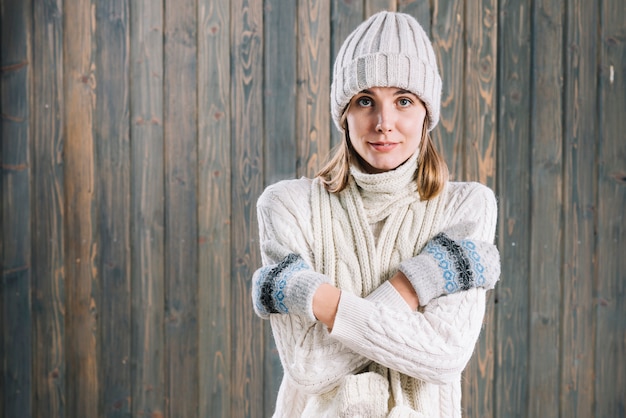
[331,11,442,132]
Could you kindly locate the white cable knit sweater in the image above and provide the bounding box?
[256,157,498,417]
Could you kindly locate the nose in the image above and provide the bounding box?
[376,106,394,132]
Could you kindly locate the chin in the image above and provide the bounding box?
[370,156,414,172]
[354,153,406,174]
[378,158,405,169]
[368,162,400,173]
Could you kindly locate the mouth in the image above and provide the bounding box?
[369,142,399,151]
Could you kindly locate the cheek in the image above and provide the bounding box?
[346,114,366,145]
[346,113,363,134]
[345,114,355,134]
[399,119,424,142]
[409,106,427,132]
[407,110,426,141]
[346,108,379,133]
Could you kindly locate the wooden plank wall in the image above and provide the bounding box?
[1,0,624,417]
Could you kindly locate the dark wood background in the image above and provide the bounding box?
[1,0,624,417]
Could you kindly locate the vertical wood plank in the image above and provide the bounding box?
[366,0,396,17]
[63,0,100,415]
[296,0,331,178]
[231,0,264,416]
[398,0,430,33]
[528,1,564,416]
[4,2,625,418]
[129,0,166,416]
[262,1,296,414]
[462,1,498,416]
[431,0,464,180]
[198,0,231,417]
[163,0,199,415]
[264,0,297,184]
[31,1,66,417]
[94,1,132,416]
[561,0,598,416]
[495,0,531,417]
[464,0,497,186]
[595,1,626,416]
[330,1,365,148]
[330,2,365,74]
[0,0,32,416]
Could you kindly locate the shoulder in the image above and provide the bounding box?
[256,178,316,263]
[257,177,313,211]
[443,181,496,212]
[256,177,314,237]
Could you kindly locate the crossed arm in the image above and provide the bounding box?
[251,180,499,392]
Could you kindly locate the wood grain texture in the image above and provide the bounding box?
[330,1,365,148]
[561,0,598,416]
[129,1,165,417]
[163,0,199,415]
[366,0,395,17]
[262,1,297,414]
[464,0,497,186]
[1,1,624,417]
[431,0,464,179]
[595,1,626,416]
[1,0,32,416]
[495,1,531,417]
[296,0,331,178]
[31,1,66,417]
[63,0,100,415]
[230,1,264,416]
[398,0,430,33]
[264,0,297,184]
[94,1,132,416]
[462,1,498,416]
[528,1,564,416]
[198,0,231,417]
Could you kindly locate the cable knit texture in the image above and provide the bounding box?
[256,156,498,417]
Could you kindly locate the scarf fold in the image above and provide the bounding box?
[350,151,420,225]
[310,152,447,413]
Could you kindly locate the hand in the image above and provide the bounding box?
[398,229,500,306]
[251,253,329,321]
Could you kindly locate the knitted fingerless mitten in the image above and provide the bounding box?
[399,232,500,306]
[252,254,329,321]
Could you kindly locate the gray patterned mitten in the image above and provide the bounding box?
[252,253,329,321]
[399,232,500,306]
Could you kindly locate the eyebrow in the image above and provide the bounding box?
[359,88,415,96]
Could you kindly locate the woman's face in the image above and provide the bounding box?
[346,86,426,174]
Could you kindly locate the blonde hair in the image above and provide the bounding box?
[317,111,449,200]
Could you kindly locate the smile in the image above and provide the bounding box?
[369,142,399,151]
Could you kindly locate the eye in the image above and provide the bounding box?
[356,96,373,107]
[397,97,413,107]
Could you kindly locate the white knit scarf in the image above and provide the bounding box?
[310,152,447,415]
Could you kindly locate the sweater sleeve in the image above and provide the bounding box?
[330,288,486,384]
[399,182,500,305]
[258,180,498,389]
[257,180,373,393]
[329,182,498,384]
[440,182,498,243]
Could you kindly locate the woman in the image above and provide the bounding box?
[251,11,500,418]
